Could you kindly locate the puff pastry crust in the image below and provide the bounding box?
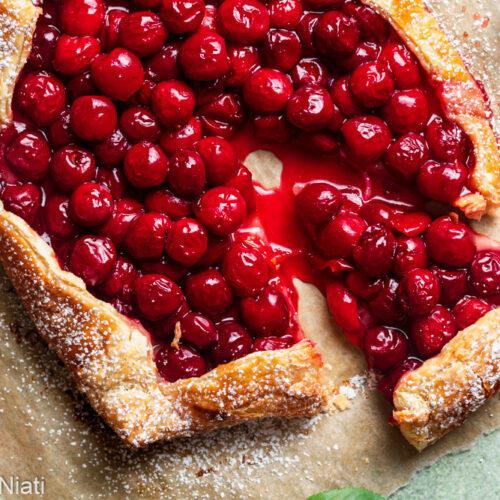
[0,0,498,450]
[364,0,500,219]
[0,0,39,129]
[393,308,500,451]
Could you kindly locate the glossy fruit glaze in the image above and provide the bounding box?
[0,0,499,399]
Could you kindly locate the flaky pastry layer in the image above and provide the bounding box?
[393,308,500,451]
[0,0,39,129]
[0,204,327,446]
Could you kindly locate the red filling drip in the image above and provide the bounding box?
[1,0,499,402]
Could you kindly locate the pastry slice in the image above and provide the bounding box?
[0,0,498,450]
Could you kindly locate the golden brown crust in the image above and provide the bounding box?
[393,308,500,451]
[0,204,327,446]
[0,0,40,129]
[363,0,500,219]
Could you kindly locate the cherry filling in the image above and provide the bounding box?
[1,0,498,399]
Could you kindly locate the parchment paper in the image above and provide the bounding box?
[1,1,500,498]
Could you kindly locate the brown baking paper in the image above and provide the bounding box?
[1,1,500,498]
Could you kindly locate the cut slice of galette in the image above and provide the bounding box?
[0,0,499,450]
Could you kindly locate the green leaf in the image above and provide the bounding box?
[307,487,385,500]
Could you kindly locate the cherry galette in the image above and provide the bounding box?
[0,0,498,450]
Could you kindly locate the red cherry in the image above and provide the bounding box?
[185,269,234,318]
[353,223,396,278]
[70,95,117,141]
[262,29,302,72]
[48,107,76,148]
[66,71,97,99]
[180,32,230,81]
[222,243,270,297]
[159,117,202,155]
[91,48,144,101]
[134,274,183,321]
[45,194,76,238]
[6,131,50,182]
[197,137,238,186]
[100,9,127,52]
[295,13,320,57]
[69,182,113,227]
[100,256,139,299]
[197,92,245,138]
[378,42,421,89]
[146,42,181,82]
[240,286,289,337]
[139,256,187,284]
[364,326,408,372]
[253,114,296,143]
[2,184,42,224]
[342,1,387,42]
[95,166,127,199]
[124,141,168,189]
[314,11,359,58]
[166,150,206,199]
[159,0,205,34]
[411,305,457,358]
[59,0,105,37]
[286,84,334,132]
[336,41,381,74]
[393,236,428,276]
[425,115,468,163]
[469,251,500,297]
[358,201,394,226]
[125,212,172,260]
[331,76,364,117]
[53,34,101,76]
[295,182,342,224]
[151,80,195,128]
[226,165,255,212]
[16,72,66,126]
[341,115,392,162]
[291,58,328,88]
[194,186,246,236]
[317,214,367,258]
[165,218,208,267]
[397,268,440,316]
[119,107,160,144]
[382,89,428,134]
[368,277,404,323]
[28,23,60,71]
[144,188,192,220]
[179,312,217,350]
[430,266,467,306]
[50,145,96,192]
[243,68,293,114]
[326,280,360,332]
[417,159,467,204]
[425,216,476,267]
[119,12,167,57]
[227,44,261,87]
[156,345,206,381]
[69,235,117,286]
[350,62,394,108]
[384,133,430,180]
[195,235,231,268]
[98,198,143,248]
[217,0,269,44]
[378,357,422,403]
[269,0,302,29]
[453,296,493,330]
[93,128,131,167]
[391,211,431,237]
[210,321,252,364]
